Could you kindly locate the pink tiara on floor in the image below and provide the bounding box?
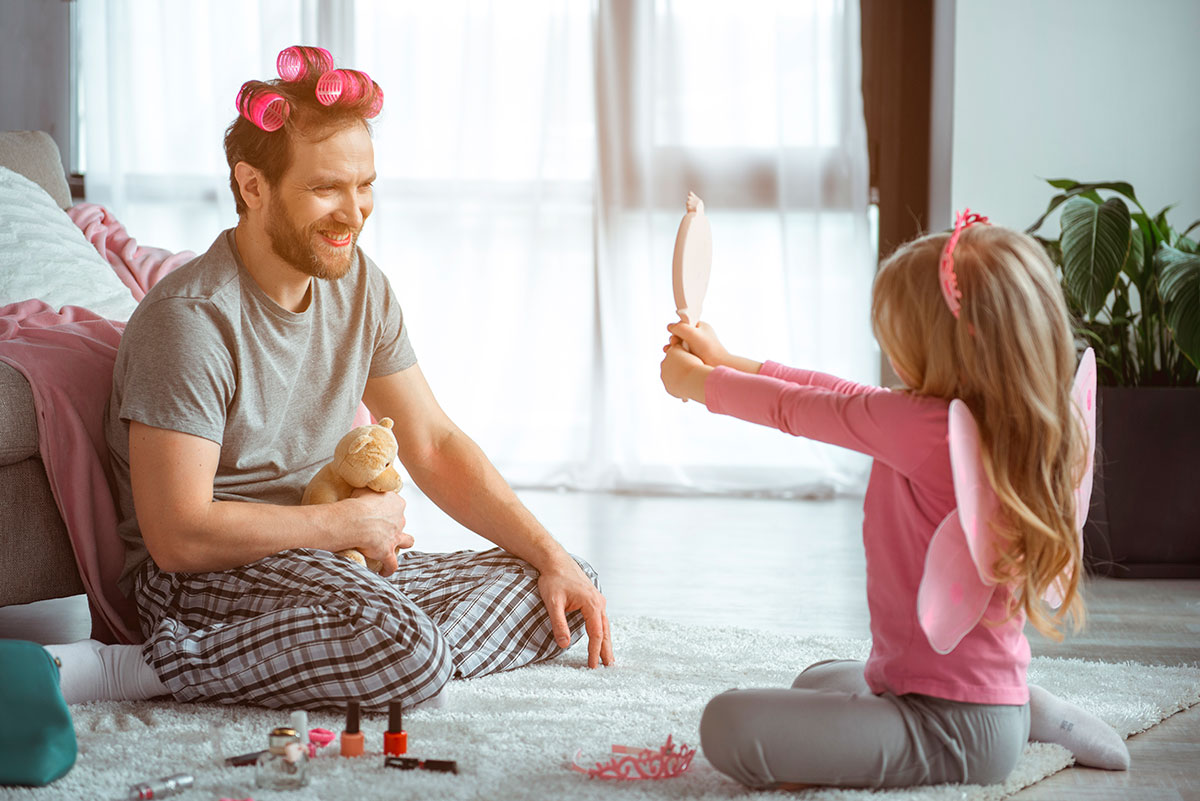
[570,735,695,780]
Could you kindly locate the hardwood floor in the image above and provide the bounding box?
[3,489,1196,798]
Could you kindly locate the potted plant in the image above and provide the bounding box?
[1027,179,1200,578]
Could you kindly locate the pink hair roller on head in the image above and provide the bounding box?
[276,45,334,82]
[315,69,384,117]
[236,82,290,132]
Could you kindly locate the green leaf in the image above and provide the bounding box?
[1183,218,1200,238]
[1177,235,1199,255]
[1121,224,1146,284]
[1032,234,1063,266]
[1111,291,1130,320]
[1060,196,1131,317]
[1131,211,1166,253]
[1152,204,1176,223]
[1030,180,1145,235]
[1042,179,1139,203]
[1158,245,1200,368]
[1026,193,1068,235]
[1153,205,1177,245]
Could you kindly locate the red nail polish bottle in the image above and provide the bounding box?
[384,700,407,756]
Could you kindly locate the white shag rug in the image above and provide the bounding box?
[5,617,1198,801]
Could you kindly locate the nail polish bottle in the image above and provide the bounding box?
[340,700,364,757]
[384,700,407,756]
[290,710,309,754]
[255,726,309,790]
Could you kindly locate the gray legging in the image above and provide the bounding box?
[699,660,1030,789]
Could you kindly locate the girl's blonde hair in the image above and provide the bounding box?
[871,225,1087,639]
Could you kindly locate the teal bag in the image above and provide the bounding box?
[0,640,77,786]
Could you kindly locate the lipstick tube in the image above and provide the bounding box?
[127,774,194,799]
[385,756,458,774]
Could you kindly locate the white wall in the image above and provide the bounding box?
[948,0,1200,236]
[0,0,71,173]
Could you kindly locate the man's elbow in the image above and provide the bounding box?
[139,512,205,573]
[403,428,465,483]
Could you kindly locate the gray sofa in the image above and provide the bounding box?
[0,130,90,607]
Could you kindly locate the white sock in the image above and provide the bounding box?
[1028,684,1130,770]
[413,683,449,710]
[44,640,169,704]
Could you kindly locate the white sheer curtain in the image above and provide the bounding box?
[593,0,876,495]
[76,0,875,496]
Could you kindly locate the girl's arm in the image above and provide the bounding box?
[665,322,878,395]
[759,361,881,397]
[702,362,946,476]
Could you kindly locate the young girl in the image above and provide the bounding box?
[660,216,1129,789]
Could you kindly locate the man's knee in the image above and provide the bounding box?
[366,626,454,707]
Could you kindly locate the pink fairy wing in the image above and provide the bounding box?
[1071,347,1097,532]
[917,399,1002,653]
[1044,348,1097,608]
[948,399,1003,577]
[917,511,996,654]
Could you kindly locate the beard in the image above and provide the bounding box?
[265,194,358,281]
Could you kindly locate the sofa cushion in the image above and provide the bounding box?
[0,131,72,210]
[0,166,139,321]
[0,457,85,606]
[0,362,38,465]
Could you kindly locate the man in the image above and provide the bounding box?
[49,53,612,710]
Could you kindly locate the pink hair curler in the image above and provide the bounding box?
[315,69,384,117]
[367,83,384,118]
[276,45,334,82]
[236,82,290,132]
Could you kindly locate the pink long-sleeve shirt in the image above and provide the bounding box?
[706,362,1030,706]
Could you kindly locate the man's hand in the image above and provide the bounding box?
[345,487,414,576]
[538,560,614,669]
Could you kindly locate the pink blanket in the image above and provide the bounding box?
[0,302,138,643]
[67,203,196,301]
[0,205,193,644]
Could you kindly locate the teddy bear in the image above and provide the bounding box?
[302,416,403,573]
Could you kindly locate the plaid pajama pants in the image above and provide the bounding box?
[135,547,598,712]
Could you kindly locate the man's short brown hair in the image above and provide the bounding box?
[224,70,380,216]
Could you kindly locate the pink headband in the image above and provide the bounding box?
[238,45,383,132]
[939,209,989,319]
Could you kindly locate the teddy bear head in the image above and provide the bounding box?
[332,417,401,492]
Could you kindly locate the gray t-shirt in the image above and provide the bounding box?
[106,229,416,593]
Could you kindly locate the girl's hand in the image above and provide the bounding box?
[660,343,712,403]
[664,321,765,376]
[665,321,729,367]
